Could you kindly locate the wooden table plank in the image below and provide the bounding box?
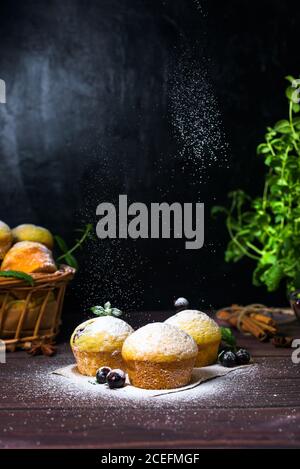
[1,311,300,448]
[0,407,299,449]
[1,354,299,410]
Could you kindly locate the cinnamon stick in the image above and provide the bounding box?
[217,310,238,327]
[251,318,277,335]
[249,313,275,326]
[217,309,268,340]
[240,316,268,341]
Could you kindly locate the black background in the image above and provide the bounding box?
[0,0,299,322]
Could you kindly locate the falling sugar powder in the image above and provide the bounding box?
[193,0,207,16]
[170,46,229,179]
[73,152,144,312]
[72,9,230,310]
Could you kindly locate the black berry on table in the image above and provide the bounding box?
[236,348,251,365]
[96,366,111,384]
[219,350,238,367]
[107,369,126,389]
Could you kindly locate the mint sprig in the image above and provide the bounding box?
[55,223,93,270]
[212,75,300,293]
[91,302,123,318]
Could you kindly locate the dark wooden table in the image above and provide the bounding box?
[1,311,300,449]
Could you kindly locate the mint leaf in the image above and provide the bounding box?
[0,270,35,286]
[111,308,122,317]
[90,303,123,318]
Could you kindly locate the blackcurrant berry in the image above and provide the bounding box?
[236,348,251,365]
[96,366,111,384]
[174,297,189,311]
[106,369,126,389]
[220,350,237,367]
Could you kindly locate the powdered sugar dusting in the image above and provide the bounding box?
[122,322,198,361]
[166,309,220,335]
[78,316,133,337]
[0,358,259,409]
[17,360,257,409]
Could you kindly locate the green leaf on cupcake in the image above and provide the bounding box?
[90,301,123,318]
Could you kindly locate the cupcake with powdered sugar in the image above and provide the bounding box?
[165,309,221,367]
[71,303,133,376]
[122,322,198,390]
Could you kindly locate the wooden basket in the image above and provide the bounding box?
[0,265,75,351]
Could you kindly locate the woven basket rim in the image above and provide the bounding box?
[0,264,75,287]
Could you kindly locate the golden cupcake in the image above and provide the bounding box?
[165,310,221,367]
[122,322,198,390]
[71,316,134,376]
[1,241,57,274]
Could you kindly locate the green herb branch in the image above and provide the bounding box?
[212,75,300,292]
[55,223,93,270]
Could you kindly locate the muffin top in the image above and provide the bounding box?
[71,316,133,353]
[165,310,221,345]
[122,322,198,363]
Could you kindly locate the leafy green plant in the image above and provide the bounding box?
[212,76,300,292]
[54,223,93,270]
[91,302,123,318]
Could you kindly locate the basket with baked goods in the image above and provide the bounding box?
[0,221,82,351]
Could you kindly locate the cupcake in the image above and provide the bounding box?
[122,322,198,390]
[71,316,133,376]
[165,310,221,367]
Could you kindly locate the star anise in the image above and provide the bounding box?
[27,341,57,357]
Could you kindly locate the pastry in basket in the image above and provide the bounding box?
[12,224,54,249]
[165,310,221,367]
[1,241,57,274]
[0,220,13,260]
[0,292,57,339]
[122,322,198,390]
[71,315,134,376]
